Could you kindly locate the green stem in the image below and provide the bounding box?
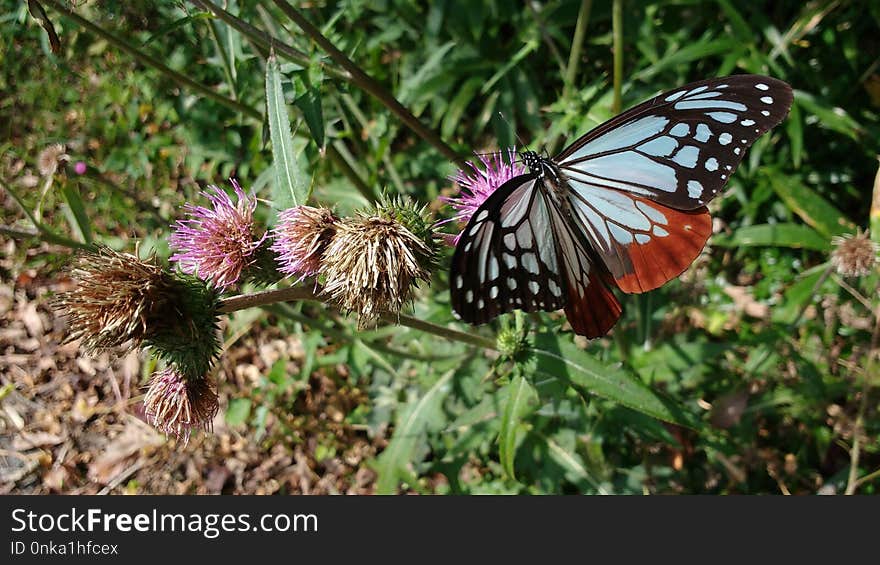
[189,0,347,81]
[845,302,879,495]
[270,0,463,165]
[43,0,261,122]
[612,0,624,115]
[219,286,497,350]
[564,0,593,98]
[1,180,91,250]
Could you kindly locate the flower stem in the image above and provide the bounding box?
[219,286,497,350]
[270,0,463,165]
[611,0,624,115]
[564,0,593,98]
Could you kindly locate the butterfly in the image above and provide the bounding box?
[450,75,793,338]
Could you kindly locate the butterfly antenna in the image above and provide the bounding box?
[497,112,530,162]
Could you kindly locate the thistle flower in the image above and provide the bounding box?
[37,143,68,176]
[169,180,266,290]
[830,229,878,277]
[440,148,526,243]
[73,161,87,175]
[271,205,338,280]
[55,246,177,353]
[143,367,219,444]
[322,198,437,325]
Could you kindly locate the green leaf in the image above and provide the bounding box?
[786,101,803,168]
[527,333,699,428]
[293,74,325,149]
[498,375,538,480]
[61,183,93,244]
[265,52,306,208]
[771,263,831,324]
[713,223,830,251]
[767,173,855,238]
[374,369,453,494]
[634,38,741,81]
[225,398,252,426]
[794,90,862,140]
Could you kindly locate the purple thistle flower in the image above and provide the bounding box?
[169,179,265,290]
[143,367,218,445]
[440,148,526,244]
[74,161,87,175]
[270,205,338,281]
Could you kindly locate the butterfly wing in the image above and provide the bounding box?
[449,173,622,337]
[450,174,566,324]
[556,74,791,292]
[556,74,793,210]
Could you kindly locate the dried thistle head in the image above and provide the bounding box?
[37,143,68,176]
[143,367,219,444]
[56,246,222,379]
[831,229,878,277]
[169,179,266,291]
[322,198,437,325]
[55,246,177,353]
[270,205,338,280]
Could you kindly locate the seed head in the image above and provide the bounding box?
[831,229,878,277]
[143,367,219,444]
[271,205,338,280]
[322,200,436,325]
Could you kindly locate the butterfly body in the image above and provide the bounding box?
[450,75,793,338]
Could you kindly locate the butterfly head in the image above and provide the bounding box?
[521,150,559,180]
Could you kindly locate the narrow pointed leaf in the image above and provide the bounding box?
[266,53,306,207]
[528,333,699,428]
[498,375,538,480]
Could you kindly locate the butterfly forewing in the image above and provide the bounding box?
[556,75,793,210]
[450,175,567,324]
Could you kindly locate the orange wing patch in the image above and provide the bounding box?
[564,269,623,338]
[614,200,712,294]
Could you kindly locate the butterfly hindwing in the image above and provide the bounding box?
[566,185,713,293]
[450,174,567,325]
[556,75,793,210]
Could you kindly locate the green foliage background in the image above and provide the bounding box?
[3,0,879,494]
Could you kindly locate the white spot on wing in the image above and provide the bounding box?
[675,100,747,112]
[639,136,678,157]
[673,146,699,168]
[719,132,732,145]
[635,200,668,224]
[528,281,540,295]
[521,252,540,274]
[635,234,651,244]
[669,123,690,137]
[687,180,703,198]
[665,90,686,102]
[705,157,719,172]
[708,112,737,124]
[760,96,774,104]
[503,233,516,249]
[755,83,769,91]
[741,119,755,126]
[609,223,634,244]
[695,123,712,142]
[563,116,670,163]
[653,226,669,237]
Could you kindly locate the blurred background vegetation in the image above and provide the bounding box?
[2,0,879,494]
